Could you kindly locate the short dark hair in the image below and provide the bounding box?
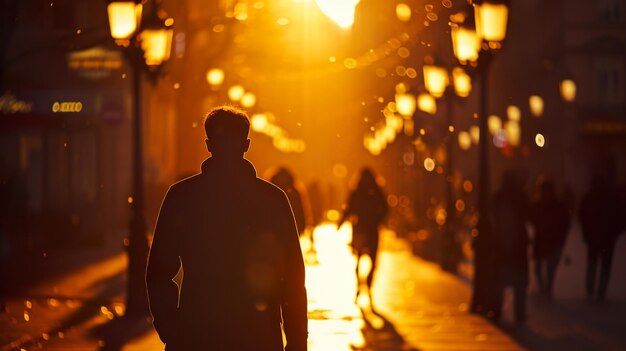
[204,105,250,140]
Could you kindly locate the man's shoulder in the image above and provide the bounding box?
[252,177,287,198]
[167,173,204,196]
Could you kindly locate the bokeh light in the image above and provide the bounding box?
[529,95,544,117]
[535,133,546,147]
[206,68,225,86]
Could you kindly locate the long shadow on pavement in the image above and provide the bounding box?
[500,298,626,351]
[12,270,126,350]
[357,307,420,351]
[90,314,154,351]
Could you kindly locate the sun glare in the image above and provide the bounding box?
[315,0,360,29]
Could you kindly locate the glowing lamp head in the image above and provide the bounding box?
[423,64,449,98]
[452,67,472,97]
[395,94,417,117]
[473,0,509,43]
[417,93,437,115]
[450,13,481,64]
[560,79,577,102]
[140,28,173,66]
[138,5,173,67]
[107,1,143,40]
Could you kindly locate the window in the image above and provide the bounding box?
[593,58,624,106]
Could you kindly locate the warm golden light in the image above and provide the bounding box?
[228,85,245,101]
[424,157,436,172]
[458,131,472,150]
[382,125,396,143]
[395,94,416,117]
[451,23,481,63]
[463,180,473,192]
[316,0,360,29]
[386,114,403,132]
[140,28,173,66]
[241,92,256,108]
[529,95,544,117]
[469,126,480,144]
[326,210,340,222]
[396,3,412,22]
[535,133,545,147]
[507,105,521,122]
[403,119,414,136]
[452,67,472,97]
[250,114,268,132]
[206,68,225,86]
[487,115,502,135]
[560,79,577,102]
[423,64,449,98]
[107,1,142,40]
[504,120,520,146]
[417,94,437,114]
[474,1,509,42]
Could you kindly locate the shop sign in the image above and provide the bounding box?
[0,91,34,114]
[67,47,123,79]
[52,101,83,113]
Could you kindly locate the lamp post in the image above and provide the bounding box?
[423,59,472,273]
[107,0,173,316]
[451,0,509,318]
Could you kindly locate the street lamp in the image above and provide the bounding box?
[107,0,173,316]
[107,1,143,42]
[423,60,449,99]
[423,60,472,273]
[450,13,481,65]
[452,67,472,97]
[452,1,509,319]
[474,0,509,43]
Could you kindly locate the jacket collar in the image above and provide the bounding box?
[200,157,257,179]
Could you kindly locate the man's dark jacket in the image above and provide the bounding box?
[146,158,308,351]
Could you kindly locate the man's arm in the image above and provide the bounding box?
[279,192,308,351]
[146,187,182,344]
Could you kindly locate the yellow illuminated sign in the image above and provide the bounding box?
[52,101,83,113]
[0,92,33,114]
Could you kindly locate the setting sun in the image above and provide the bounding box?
[315,0,360,29]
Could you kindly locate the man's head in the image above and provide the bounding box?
[204,106,251,159]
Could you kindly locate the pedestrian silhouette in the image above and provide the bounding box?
[269,167,310,237]
[146,106,308,351]
[338,168,388,309]
[578,174,623,302]
[306,179,326,228]
[492,170,530,323]
[530,179,570,299]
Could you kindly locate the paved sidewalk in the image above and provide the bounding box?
[2,224,623,350]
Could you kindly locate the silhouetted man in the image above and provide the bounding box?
[270,167,310,237]
[492,170,530,323]
[530,179,570,299]
[578,175,623,302]
[146,106,308,350]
